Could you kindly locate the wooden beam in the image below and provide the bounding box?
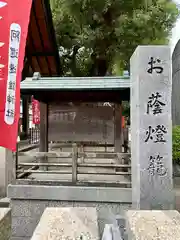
[22,98,29,139]
[40,102,48,152]
[18,151,130,160]
[40,102,48,170]
[18,162,131,168]
[26,52,55,57]
[114,103,122,153]
[18,151,72,158]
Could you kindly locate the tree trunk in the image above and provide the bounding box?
[89,54,108,76]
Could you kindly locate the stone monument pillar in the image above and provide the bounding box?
[0,147,15,197]
[130,46,174,209]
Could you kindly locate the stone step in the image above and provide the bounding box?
[0,198,10,208]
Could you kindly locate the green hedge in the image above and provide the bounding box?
[173,125,180,164]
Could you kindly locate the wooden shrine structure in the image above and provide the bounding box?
[18,0,131,186]
[21,73,130,153]
[19,73,131,186]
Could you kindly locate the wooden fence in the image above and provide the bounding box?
[16,144,131,187]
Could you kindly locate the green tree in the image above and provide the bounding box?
[50,0,178,76]
[173,126,180,164]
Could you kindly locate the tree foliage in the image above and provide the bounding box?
[50,0,178,76]
[173,126,180,163]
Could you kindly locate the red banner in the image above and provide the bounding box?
[0,1,32,151]
[122,116,125,128]
[32,96,40,125]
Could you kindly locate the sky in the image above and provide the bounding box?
[170,0,180,53]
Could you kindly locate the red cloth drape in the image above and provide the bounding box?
[0,0,32,151]
[32,96,40,125]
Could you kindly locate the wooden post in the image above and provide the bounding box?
[72,143,78,183]
[40,102,48,171]
[22,97,29,139]
[123,127,129,153]
[80,144,84,163]
[15,142,18,179]
[114,103,122,153]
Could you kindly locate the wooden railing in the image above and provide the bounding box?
[16,144,131,187]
